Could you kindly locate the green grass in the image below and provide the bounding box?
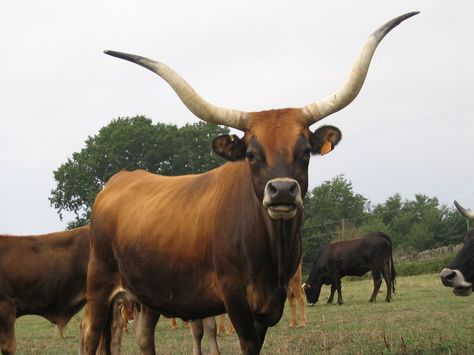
[14,274,474,354]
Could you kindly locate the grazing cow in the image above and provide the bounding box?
[440,201,474,296]
[303,232,396,305]
[82,13,418,355]
[0,226,89,355]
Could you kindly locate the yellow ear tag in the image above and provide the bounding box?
[320,140,332,155]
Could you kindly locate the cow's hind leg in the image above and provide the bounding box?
[190,319,204,355]
[132,305,159,355]
[382,259,392,302]
[369,270,383,302]
[296,291,307,327]
[203,317,220,355]
[287,293,297,327]
[0,301,16,355]
[82,251,120,355]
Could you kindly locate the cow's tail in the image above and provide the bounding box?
[379,233,396,294]
[97,301,115,355]
[390,243,396,294]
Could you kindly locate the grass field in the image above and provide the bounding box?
[14,273,474,354]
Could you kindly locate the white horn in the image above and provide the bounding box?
[454,200,474,220]
[302,11,419,125]
[104,50,249,131]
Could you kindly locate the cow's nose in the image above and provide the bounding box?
[266,179,299,202]
[440,268,457,286]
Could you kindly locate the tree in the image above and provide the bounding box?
[364,194,467,252]
[301,175,368,272]
[50,116,229,228]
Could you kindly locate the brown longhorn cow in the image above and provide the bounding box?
[82,12,418,355]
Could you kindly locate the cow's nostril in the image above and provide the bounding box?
[268,182,278,196]
[289,182,297,195]
[445,271,456,281]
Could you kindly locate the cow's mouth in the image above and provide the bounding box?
[267,204,297,219]
[453,284,473,297]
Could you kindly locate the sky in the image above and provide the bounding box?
[1,1,473,234]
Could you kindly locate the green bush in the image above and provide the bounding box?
[396,252,457,277]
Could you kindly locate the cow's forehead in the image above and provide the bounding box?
[246,109,309,162]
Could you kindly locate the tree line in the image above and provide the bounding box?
[301,175,468,272]
[50,116,468,272]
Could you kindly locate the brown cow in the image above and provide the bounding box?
[0,227,89,355]
[0,226,130,355]
[82,12,418,355]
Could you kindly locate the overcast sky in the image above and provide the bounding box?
[1,1,473,234]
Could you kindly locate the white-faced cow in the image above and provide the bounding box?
[82,13,418,355]
[303,232,396,305]
[440,201,474,296]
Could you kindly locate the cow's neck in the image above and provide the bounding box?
[261,208,302,284]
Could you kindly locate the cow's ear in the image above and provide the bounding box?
[310,125,342,155]
[212,134,246,161]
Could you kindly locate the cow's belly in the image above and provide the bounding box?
[116,250,224,319]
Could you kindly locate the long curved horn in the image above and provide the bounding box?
[454,200,474,220]
[104,50,249,131]
[301,11,419,126]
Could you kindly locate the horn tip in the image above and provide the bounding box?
[103,50,123,58]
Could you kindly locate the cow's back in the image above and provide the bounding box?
[328,233,391,277]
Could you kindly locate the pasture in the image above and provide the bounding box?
[15,273,474,354]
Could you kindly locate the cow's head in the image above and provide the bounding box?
[441,201,474,296]
[105,12,418,220]
[303,274,332,306]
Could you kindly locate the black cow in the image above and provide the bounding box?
[440,201,474,296]
[303,232,396,305]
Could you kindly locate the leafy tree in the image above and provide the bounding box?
[301,175,368,272]
[365,194,467,252]
[50,116,229,228]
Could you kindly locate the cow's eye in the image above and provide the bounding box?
[246,151,256,161]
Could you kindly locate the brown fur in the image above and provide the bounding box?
[0,227,89,354]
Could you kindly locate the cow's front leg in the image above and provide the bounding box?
[327,284,336,304]
[334,278,343,305]
[225,299,263,355]
[0,300,16,355]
